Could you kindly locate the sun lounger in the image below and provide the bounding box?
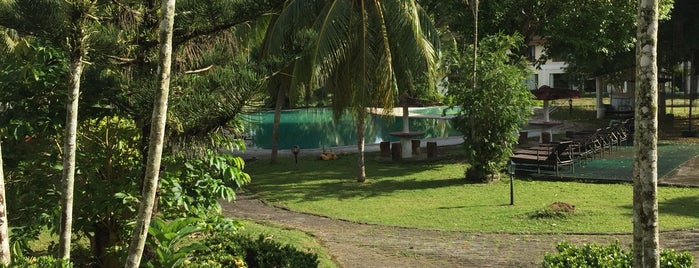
[510,141,575,176]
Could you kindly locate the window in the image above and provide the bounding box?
[526,74,539,90]
[526,45,536,62]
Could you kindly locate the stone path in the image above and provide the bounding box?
[221,193,699,267]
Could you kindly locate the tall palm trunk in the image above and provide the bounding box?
[125,0,176,266]
[632,0,659,267]
[58,48,85,261]
[356,109,366,182]
[270,86,284,163]
[0,139,10,265]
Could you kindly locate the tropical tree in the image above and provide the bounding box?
[0,118,8,266]
[448,34,534,182]
[124,0,176,266]
[0,28,20,266]
[0,0,98,260]
[265,0,440,182]
[633,0,660,267]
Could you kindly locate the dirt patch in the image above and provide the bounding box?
[221,193,699,268]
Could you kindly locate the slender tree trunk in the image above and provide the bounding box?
[59,51,85,261]
[270,86,285,164]
[471,0,478,91]
[125,0,176,266]
[0,139,10,265]
[633,0,660,267]
[356,110,366,182]
[467,0,479,146]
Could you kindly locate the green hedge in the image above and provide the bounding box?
[189,232,319,267]
[543,241,693,268]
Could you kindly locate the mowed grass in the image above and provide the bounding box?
[243,151,699,233]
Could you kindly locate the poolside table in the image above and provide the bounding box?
[389,131,424,158]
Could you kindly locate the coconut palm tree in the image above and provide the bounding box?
[265,0,440,181]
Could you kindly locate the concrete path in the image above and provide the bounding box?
[661,154,699,187]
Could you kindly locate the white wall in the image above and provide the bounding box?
[527,43,567,89]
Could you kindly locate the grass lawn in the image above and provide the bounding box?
[243,150,699,234]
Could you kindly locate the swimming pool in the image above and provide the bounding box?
[241,108,461,149]
[409,106,460,117]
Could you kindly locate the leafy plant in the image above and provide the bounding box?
[447,33,535,182]
[145,217,209,268]
[1,255,72,268]
[543,241,694,268]
[159,148,250,218]
[190,232,319,268]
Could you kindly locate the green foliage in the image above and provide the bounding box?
[144,217,209,268]
[1,255,72,268]
[543,241,694,268]
[190,232,319,268]
[160,148,251,218]
[446,33,534,182]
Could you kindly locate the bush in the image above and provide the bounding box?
[543,241,694,268]
[189,232,319,268]
[1,255,73,268]
[446,33,535,182]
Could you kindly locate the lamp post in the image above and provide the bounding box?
[568,97,573,115]
[291,145,300,165]
[508,160,516,205]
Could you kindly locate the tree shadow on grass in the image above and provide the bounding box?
[618,195,699,219]
[246,176,468,203]
[658,195,699,219]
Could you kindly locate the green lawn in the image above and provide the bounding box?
[243,151,699,233]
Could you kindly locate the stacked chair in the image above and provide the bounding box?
[510,119,633,176]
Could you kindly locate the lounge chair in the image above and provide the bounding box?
[510,141,575,176]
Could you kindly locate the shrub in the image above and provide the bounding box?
[1,255,73,268]
[543,241,694,268]
[446,33,535,182]
[190,232,319,268]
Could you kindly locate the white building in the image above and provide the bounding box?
[524,38,569,90]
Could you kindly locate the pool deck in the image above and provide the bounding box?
[236,106,699,188]
[234,135,466,160]
[369,107,456,119]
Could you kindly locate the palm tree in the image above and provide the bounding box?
[124,0,176,266]
[633,0,660,267]
[265,0,440,181]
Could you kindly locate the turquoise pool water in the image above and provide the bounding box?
[410,106,460,116]
[242,108,460,149]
